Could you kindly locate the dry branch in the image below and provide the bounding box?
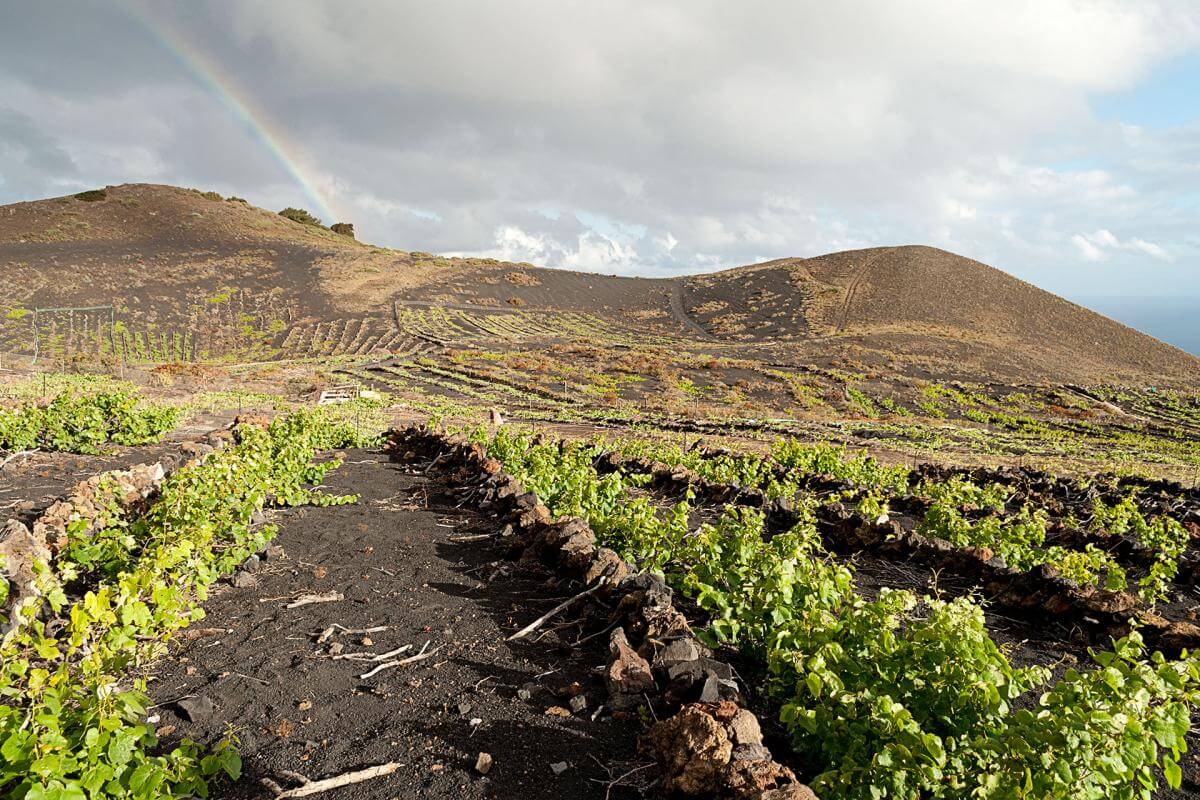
[448,533,493,543]
[261,762,401,798]
[358,639,440,679]
[506,579,607,641]
[285,592,343,609]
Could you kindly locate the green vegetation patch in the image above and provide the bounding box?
[0,410,377,800]
[0,388,180,454]
[476,428,1200,799]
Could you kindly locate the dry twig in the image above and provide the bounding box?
[285,592,344,609]
[358,640,441,679]
[507,579,606,642]
[448,533,493,543]
[260,763,401,798]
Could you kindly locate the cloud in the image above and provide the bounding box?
[1071,233,1107,261]
[0,107,78,195]
[449,224,644,274]
[0,0,1197,295]
[1072,229,1174,262]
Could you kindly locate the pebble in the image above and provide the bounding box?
[550,762,569,775]
[475,752,493,775]
[231,571,257,588]
[569,695,587,713]
[176,695,215,722]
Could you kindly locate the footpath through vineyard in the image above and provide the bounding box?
[13,410,1200,799]
[146,447,654,799]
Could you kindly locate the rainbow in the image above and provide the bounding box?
[119,2,341,224]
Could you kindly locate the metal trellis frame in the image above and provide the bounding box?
[30,305,115,366]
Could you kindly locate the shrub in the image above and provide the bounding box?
[200,191,222,201]
[73,189,107,202]
[279,207,323,227]
[330,222,355,238]
[226,196,248,203]
[0,389,181,454]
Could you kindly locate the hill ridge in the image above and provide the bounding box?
[0,182,1195,387]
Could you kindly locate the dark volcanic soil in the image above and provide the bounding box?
[0,443,186,523]
[146,450,651,800]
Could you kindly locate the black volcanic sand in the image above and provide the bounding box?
[146,450,651,800]
[0,444,187,524]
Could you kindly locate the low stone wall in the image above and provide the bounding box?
[1,462,167,643]
[595,452,1200,655]
[385,426,817,800]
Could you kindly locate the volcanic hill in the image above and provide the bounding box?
[0,182,1196,389]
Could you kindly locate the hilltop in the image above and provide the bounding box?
[683,246,1200,385]
[0,183,1195,389]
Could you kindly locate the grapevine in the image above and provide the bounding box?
[476,428,1200,799]
[0,389,180,455]
[0,408,374,800]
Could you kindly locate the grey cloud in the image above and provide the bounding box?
[0,0,1197,291]
[0,107,78,196]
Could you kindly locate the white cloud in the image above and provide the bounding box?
[1071,233,1108,261]
[449,225,644,274]
[1,0,1198,292]
[1072,229,1174,262]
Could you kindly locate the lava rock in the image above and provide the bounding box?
[176,695,216,722]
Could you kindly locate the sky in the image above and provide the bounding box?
[0,1,1198,352]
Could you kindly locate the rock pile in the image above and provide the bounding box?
[1,462,169,642]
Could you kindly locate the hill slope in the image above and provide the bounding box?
[682,246,1200,384]
[0,183,1196,387]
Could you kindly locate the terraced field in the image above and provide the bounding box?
[5,183,1200,799]
[5,387,1200,799]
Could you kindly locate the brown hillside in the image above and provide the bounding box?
[0,184,1195,387]
[683,246,1200,386]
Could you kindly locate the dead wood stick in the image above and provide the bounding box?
[232,671,269,685]
[506,579,607,642]
[261,762,401,798]
[336,624,389,634]
[329,643,413,662]
[316,624,388,643]
[448,533,493,543]
[358,640,440,679]
[570,619,621,649]
[366,644,414,661]
[285,592,343,609]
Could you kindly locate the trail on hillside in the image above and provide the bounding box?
[668,282,720,341]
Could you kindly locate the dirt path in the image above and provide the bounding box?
[668,283,720,342]
[835,252,877,333]
[147,449,649,800]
